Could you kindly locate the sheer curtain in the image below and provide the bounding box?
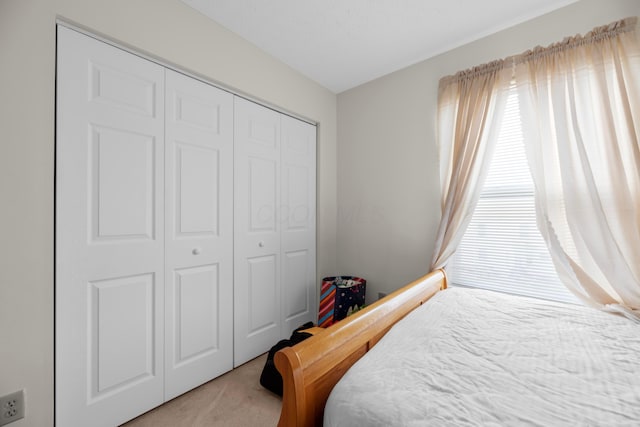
[430,61,512,270]
[514,17,640,319]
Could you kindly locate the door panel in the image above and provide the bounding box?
[247,255,279,334]
[282,165,310,231]
[164,70,234,399]
[89,274,156,399]
[282,249,311,320]
[89,61,157,116]
[174,144,219,235]
[56,26,165,427]
[281,116,317,335]
[249,157,278,232]
[90,125,156,240]
[173,265,220,363]
[234,98,282,367]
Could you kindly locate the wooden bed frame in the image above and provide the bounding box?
[274,269,447,426]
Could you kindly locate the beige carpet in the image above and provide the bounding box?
[122,354,282,427]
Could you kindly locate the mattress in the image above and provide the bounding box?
[324,287,640,426]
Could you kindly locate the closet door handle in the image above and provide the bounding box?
[192,247,202,255]
[258,241,264,248]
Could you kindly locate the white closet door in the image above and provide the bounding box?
[280,116,317,335]
[56,27,165,427]
[164,70,234,399]
[234,97,282,367]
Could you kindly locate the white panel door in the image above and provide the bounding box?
[164,70,234,399]
[280,116,317,335]
[234,97,282,367]
[56,27,165,427]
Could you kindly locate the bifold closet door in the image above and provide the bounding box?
[164,69,234,400]
[58,25,314,425]
[234,98,317,367]
[56,26,165,427]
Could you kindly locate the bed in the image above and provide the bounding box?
[274,269,640,426]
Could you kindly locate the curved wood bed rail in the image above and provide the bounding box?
[274,269,447,426]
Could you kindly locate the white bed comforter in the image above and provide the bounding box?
[324,288,640,426]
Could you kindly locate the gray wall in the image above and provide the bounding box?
[0,1,337,425]
[336,0,640,303]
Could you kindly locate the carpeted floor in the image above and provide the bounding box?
[121,354,282,427]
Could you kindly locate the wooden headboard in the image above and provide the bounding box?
[274,269,447,426]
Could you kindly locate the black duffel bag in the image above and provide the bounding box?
[259,321,314,396]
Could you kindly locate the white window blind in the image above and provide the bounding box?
[449,87,579,304]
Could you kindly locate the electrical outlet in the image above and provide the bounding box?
[0,390,24,426]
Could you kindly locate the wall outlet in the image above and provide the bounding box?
[0,390,25,426]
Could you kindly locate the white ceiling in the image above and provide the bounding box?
[182,0,577,93]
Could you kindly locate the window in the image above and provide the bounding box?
[449,86,579,304]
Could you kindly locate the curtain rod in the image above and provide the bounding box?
[440,16,638,86]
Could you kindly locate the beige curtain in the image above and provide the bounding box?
[430,61,512,270]
[514,17,640,320]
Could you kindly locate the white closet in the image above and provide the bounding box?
[56,26,315,427]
